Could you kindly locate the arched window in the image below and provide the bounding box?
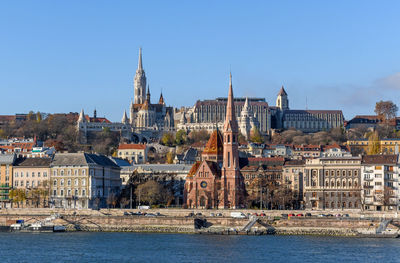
[342,171,346,176]
[348,202,352,208]
[336,170,340,176]
[331,171,334,176]
[336,180,340,187]
[53,180,57,186]
[342,180,346,188]
[331,181,335,187]
[331,202,335,208]
[354,180,358,187]
[348,181,352,187]
[342,202,346,208]
[354,201,358,208]
[325,181,329,187]
[61,170,64,176]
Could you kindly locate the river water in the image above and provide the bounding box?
[0,232,398,262]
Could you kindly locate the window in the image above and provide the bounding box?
[60,179,64,186]
[75,189,78,196]
[26,181,29,187]
[20,172,24,177]
[26,172,29,177]
[67,170,71,175]
[53,180,57,186]
[14,181,18,187]
[75,170,78,176]
[53,190,57,196]
[75,179,79,186]
[38,172,41,177]
[61,170,64,176]
[67,189,71,196]
[15,172,18,178]
[68,179,71,186]
[44,172,47,177]
[32,172,35,177]
[82,189,86,196]
[60,189,64,196]
[32,181,35,188]
[82,170,86,175]
[82,179,86,186]
[53,170,57,176]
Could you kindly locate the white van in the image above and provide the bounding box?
[230,212,247,219]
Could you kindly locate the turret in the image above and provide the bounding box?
[276,86,289,110]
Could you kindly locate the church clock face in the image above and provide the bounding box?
[200,181,207,188]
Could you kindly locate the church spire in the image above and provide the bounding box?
[224,72,238,132]
[138,47,143,71]
[146,84,151,103]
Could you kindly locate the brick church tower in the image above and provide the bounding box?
[220,73,245,208]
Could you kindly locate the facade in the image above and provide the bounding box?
[13,158,51,207]
[0,154,16,207]
[184,74,246,209]
[361,155,400,211]
[50,153,121,209]
[238,97,259,139]
[346,138,400,155]
[303,156,362,210]
[282,159,305,206]
[117,144,148,164]
[271,86,345,132]
[179,97,270,134]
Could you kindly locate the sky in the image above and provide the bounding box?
[1,0,400,121]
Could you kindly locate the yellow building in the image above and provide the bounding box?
[346,139,400,154]
[0,154,16,207]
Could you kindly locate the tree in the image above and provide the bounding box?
[106,193,117,208]
[250,127,263,144]
[175,130,187,145]
[375,100,398,123]
[367,131,380,155]
[188,130,210,144]
[119,197,130,209]
[134,180,172,206]
[166,151,175,164]
[161,132,175,146]
[9,189,26,208]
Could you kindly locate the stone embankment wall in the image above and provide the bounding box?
[0,208,398,236]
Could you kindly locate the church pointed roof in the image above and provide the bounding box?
[141,99,150,111]
[278,86,287,96]
[159,92,165,104]
[138,47,143,71]
[202,129,223,156]
[121,110,128,123]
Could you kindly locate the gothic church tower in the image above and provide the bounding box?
[221,73,245,209]
[276,86,289,110]
[134,48,147,104]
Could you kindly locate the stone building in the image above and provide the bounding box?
[361,155,400,211]
[270,86,345,132]
[117,144,148,164]
[303,156,362,210]
[13,158,51,207]
[50,153,121,209]
[184,74,246,209]
[238,97,259,140]
[282,159,305,208]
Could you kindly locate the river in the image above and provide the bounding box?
[0,232,398,262]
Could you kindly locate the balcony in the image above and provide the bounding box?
[363,177,373,181]
[363,185,374,189]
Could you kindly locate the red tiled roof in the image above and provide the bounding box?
[362,155,398,165]
[118,144,146,150]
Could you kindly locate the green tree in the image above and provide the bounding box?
[175,130,187,145]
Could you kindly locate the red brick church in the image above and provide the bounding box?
[184,74,246,209]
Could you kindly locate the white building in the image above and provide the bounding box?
[361,155,400,211]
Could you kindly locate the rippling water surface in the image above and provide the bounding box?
[0,232,399,262]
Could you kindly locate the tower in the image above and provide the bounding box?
[221,73,245,209]
[276,86,289,110]
[134,48,147,104]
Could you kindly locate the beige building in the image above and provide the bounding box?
[50,153,121,209]
[117,144,147,163]
[304,156,362,210]
[0,154,16,207]
[13,158,51,207]
[282,159,305,208]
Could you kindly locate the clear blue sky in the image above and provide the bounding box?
[1,0,400,121]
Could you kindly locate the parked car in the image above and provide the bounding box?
[195,213,203,216]
[317,214,326,217]
[296,213,304,217]
[253,213,259,216]
[230,212,247,219]
[281,214,288,219]
[343,214,350,218]
[123,212,130,216]
[186,212,194,217]
[145,213,156,217]
[288,213,295,217]
[335,214,342,217]
[305,213,312,217]
[210,213,215,217]
[259,213,266,217]
[327,214,334,217]
[216,213,223,217]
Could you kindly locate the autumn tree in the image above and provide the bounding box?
[375,100,398,123]
[166,151,175,164]
[250,127,263,144]
[161,132,175,146]
[134,180,173,206]
[367,131,380,155]
[187,130,210,144]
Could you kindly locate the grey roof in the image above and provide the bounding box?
[133,164,192,173]
[0,154,16,164]
[183,148,198,162]
[110,157,132,167]
[51,153,120,168]
[16,157,52,167]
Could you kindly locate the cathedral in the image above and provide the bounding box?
[184,73,246,209]
[128,48,174,131]
[77,48,174,143]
